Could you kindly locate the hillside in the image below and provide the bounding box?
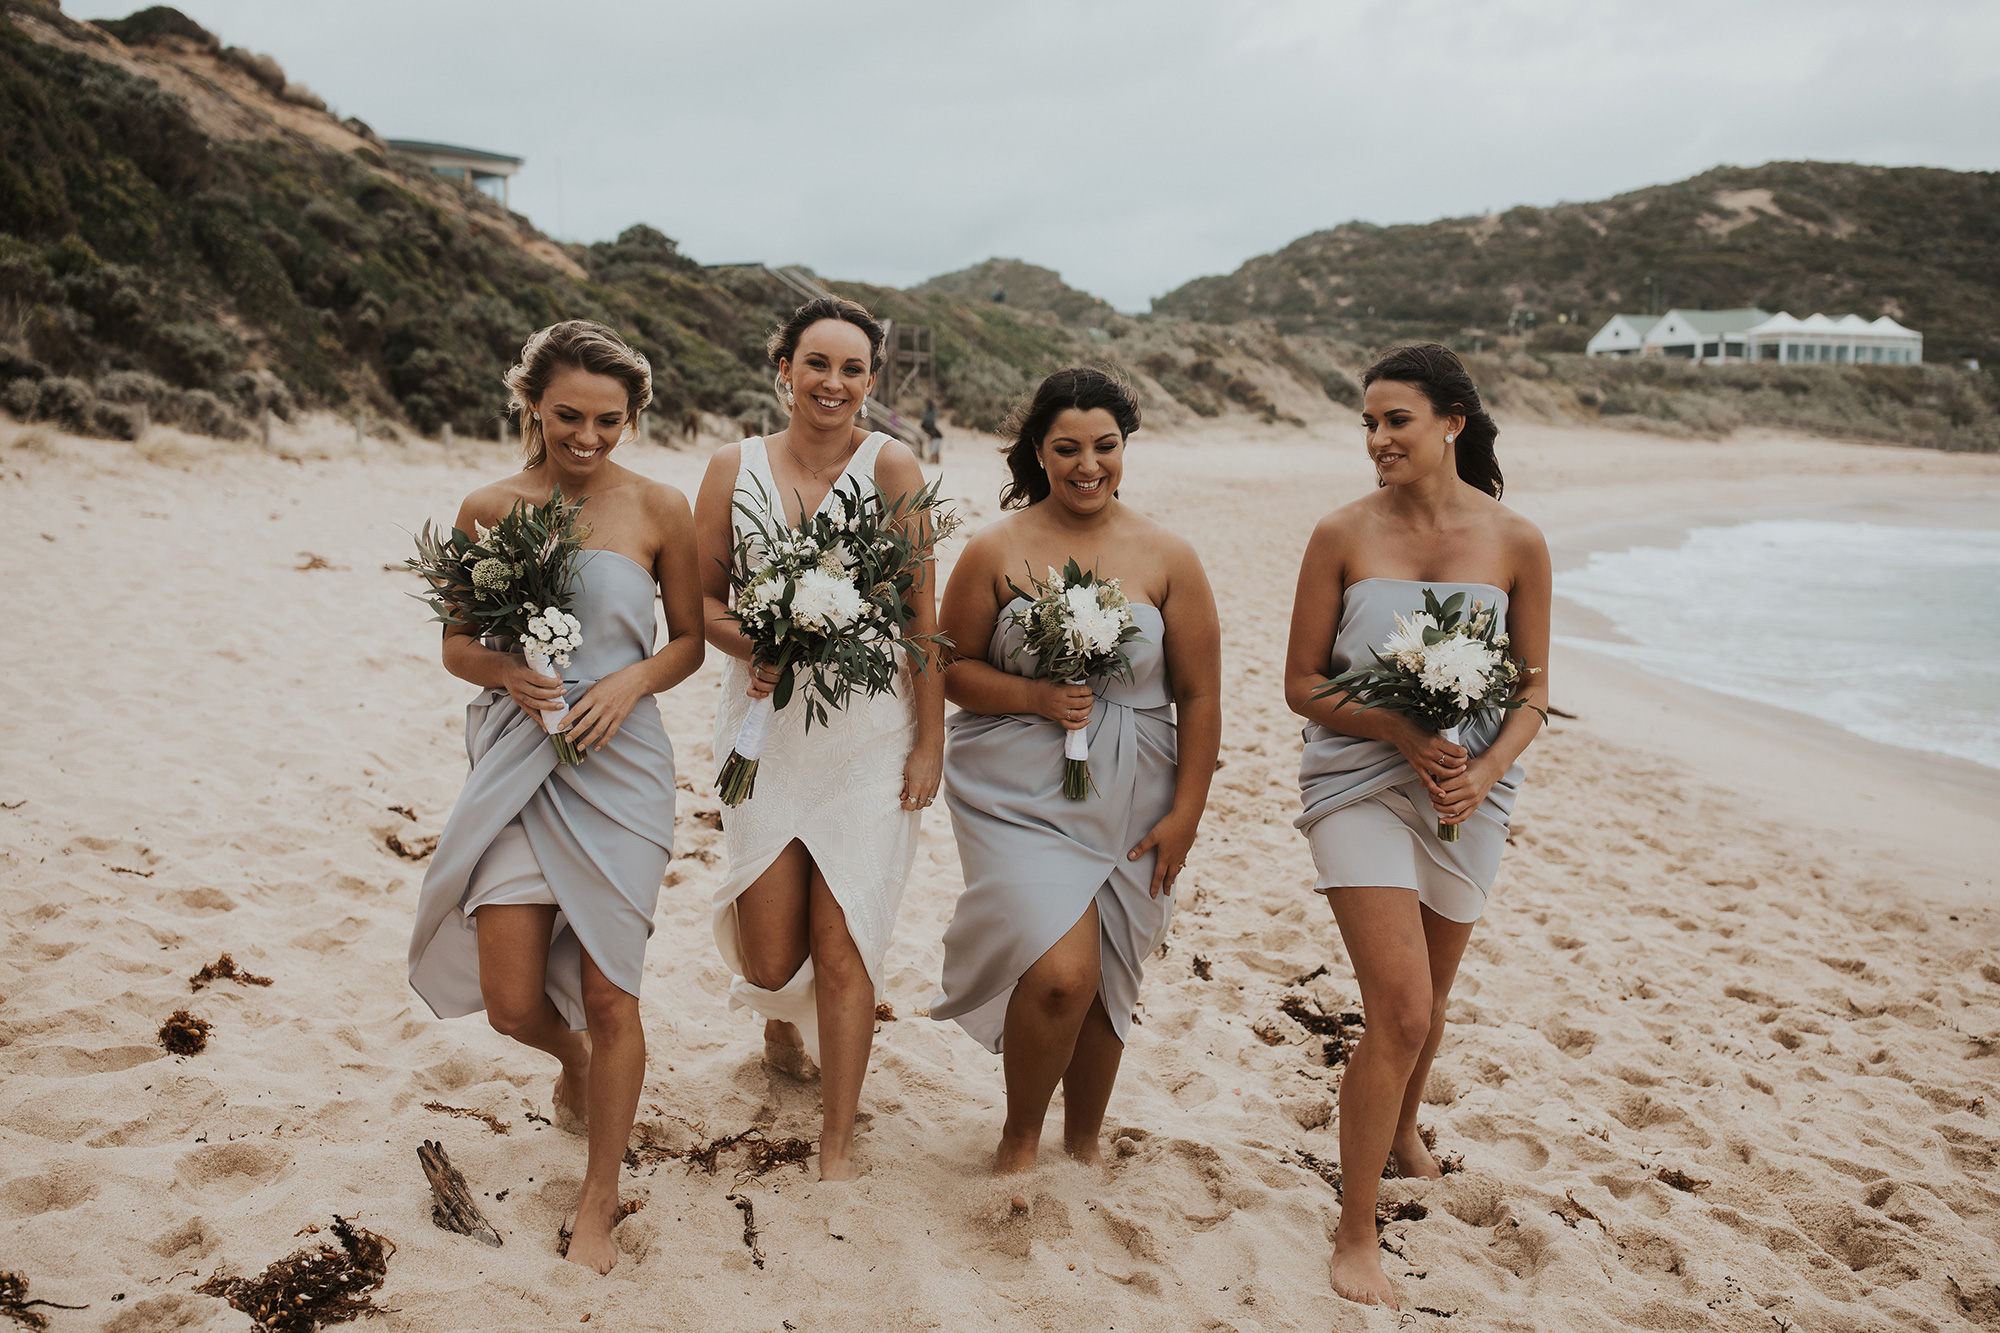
[1153,162,2000,368]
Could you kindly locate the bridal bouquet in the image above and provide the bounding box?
[714,477,959,806]
[1006,559,1145,799]
[407,490,591,765]
[1312,588,1541,841]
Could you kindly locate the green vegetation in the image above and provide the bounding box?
[1154,162,2000,369]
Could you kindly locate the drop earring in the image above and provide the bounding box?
[784,384,794,408]
[859,400,868,421]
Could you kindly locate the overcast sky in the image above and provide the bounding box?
[156,0,2000,311]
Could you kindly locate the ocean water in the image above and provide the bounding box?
[1555,520,2000,771]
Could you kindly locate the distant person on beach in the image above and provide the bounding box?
[929,367,1221,1195]
[1282,343,1550,1309]
[406,321,706,1274]
[683,408,699,443]
[922,400,942,462]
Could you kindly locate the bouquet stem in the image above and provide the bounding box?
[1062,698,1094,800]
[717,694,775,807]
[1437,723,1461,842]
[524,646,585,767]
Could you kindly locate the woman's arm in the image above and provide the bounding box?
[1127,534,1221,897]
[438,493,568,720]
[1429,525,1551,825]
[874,443,946,807]
[563,484,708,751]
[938,523,1090,727]
[1281,515,1464,796]
[694,443,758,664]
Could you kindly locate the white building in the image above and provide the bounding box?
[1584,313,1659,357]
[386,140,523,208]
[1587,308,1771,362]
[1742,312,1922,365]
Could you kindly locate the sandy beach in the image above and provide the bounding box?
[3,413,1999,1332]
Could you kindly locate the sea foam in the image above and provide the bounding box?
[1556,520,2000,771]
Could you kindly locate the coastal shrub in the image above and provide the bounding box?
[942,352,1031,433]
[169,387,248,438]
[3,376,40,417]
[149,321,241,388]
[89,397,145,439]
[96,368,171,408]
[32,375,93,429]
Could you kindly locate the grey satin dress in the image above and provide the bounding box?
[1295,578,1522,923]
[930,601,1176,1053]
[409,550,676,1030]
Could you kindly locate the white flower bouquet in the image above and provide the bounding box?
[407,489,592,765]
[1006,559,1146,799]
[1312,588,1541,840]
[715,476,959,806]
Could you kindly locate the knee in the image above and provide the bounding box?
[582,976,639,1041]
[1369,994,1436,1058]
[485,994,540,1040]
[1023,964,1098,1020]
[741,948,806,994]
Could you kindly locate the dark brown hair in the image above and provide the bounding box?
[765,296,885,374]
[1361,342,1503,499]
[999,366,1141,509]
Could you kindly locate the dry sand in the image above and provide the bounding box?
[3,413,1999,1332]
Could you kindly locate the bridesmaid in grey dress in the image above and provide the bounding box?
[930,367,1221,1184]
[1282,343,1550,1310]
[407,322,705,1275]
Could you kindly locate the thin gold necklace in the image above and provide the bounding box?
[783,435,856,480]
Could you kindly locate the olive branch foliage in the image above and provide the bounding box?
[404,488,591,647]
[721,474,960,730]
[1311,587,1544,731]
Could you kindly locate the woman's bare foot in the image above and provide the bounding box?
[818,1145,860,1182]
[762,1020,819,1082]
[1328,1234,1398,1308]
[1387,1129,1442,1180]
[1064,1135,1103,1168]
[994,1130,1038,1211]
[559,1189,623,1275]
[551,1068,589,1137]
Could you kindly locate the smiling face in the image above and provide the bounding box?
[532,364,633,475]
[1038,407,1124,514]
[1361,379,1463,488]
[780,319,875,430]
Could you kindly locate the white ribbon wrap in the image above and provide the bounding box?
[1441,723,1461,748]
[732,694,775,761]
[523,646,570,736]
[1064,680,1090,760]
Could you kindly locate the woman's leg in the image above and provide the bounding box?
[734,840,812,1051]
[1322,886,1448,1309]
[475,903,591,1118]
[564,950,644,1274]
[1388,904,1476,1178]
[1058,994,1123,1166]
[807,869,875,1180]
[995,905,1103,1176]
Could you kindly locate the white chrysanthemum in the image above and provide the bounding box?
[1416,634,1499,709]
[789,567,867,632]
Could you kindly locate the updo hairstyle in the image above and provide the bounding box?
[999,366,1142,510]
[503,320,653,468]
[1360,342,1503,499]
[766,296,885,406]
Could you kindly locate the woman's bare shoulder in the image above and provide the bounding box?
[457,473,534,524]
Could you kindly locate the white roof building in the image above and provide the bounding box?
[1742,312,1922,365]
[1585,314,1660,357]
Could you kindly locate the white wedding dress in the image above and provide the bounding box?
[710,433,922,1061]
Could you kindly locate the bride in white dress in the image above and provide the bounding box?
[693,296,944,1180]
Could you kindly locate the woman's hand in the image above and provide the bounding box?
[1430,754,1502,826]
[1129,806,1200,898]
[1034,678,1095,730]
[564,663,650,752]
[1395,720,1468,800]
[746,660,781,701]
[500,654,568,722]
[900,732,943,813]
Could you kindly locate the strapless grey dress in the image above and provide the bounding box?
[409,550,676,1030]
[930,600,1176,1053]
[1295,579,1522,923]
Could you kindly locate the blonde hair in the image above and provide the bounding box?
[502,320,653,467]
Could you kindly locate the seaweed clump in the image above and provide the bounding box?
[190,951,273,991]
[196,1215,393,1332]
[0,1270,85,1330]
[1279,993,1364,1067]
[624,1117,815,1182]
[158,1008,211,1055]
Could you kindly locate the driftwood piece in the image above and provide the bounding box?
[417,1140,502,1248]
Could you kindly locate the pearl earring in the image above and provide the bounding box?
[1444,433,1455,443]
